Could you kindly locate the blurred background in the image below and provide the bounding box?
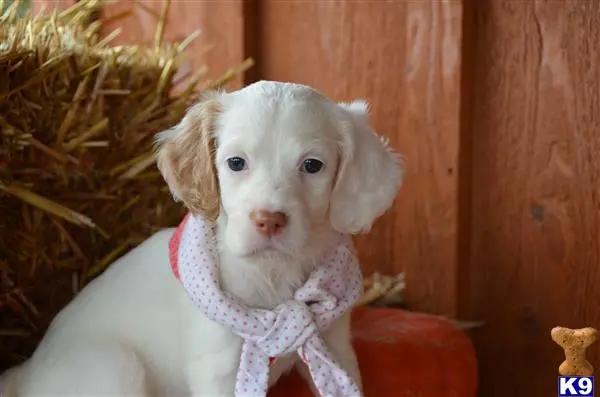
[1,1,599,397]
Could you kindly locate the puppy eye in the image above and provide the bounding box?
[302,159,324,174]
[227,157,246,171]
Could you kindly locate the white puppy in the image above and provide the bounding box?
[1,81,402,397]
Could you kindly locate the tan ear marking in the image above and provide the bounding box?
[156,92,221,222]
[551,326,597,376]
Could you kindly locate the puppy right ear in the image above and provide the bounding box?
[155,91,221,222]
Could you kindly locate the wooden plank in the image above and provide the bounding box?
[101,1,247,90]
[467,1,600,396]
[259,1,465,316]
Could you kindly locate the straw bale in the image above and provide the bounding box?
[0,0,251,369]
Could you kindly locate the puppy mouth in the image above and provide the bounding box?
[248,243,279,256]
[244,239,289,257]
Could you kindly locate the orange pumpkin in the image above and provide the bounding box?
[269,306,478,397]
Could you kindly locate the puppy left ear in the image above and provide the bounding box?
[155,91,222,222]
[330,99,404,234]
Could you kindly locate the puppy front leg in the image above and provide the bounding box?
[186,351,240,397]
[183,312,242,397]
[296,313,362,395]
[324,312,362,389]
[185,335,241,397]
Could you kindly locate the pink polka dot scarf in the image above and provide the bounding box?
[169,214,364,397]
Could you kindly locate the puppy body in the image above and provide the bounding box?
[10,229,353,397]
[3,81,402,397]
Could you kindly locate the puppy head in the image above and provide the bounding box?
[156,81,403,261]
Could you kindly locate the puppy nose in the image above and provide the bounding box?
[250,209,288,236]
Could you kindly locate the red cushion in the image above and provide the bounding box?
[269,306,478,397]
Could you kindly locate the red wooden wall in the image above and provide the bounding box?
[466,1,600,394]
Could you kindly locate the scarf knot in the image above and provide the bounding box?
[253,300,316,357]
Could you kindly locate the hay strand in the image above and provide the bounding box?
[359,272,405,307]
[154,0,170,50]
[0,184,95,228]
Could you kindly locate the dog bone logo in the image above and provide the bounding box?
[551,326,597,376]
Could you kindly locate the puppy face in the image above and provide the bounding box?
[214,86,340,257]
[156,81,403,261]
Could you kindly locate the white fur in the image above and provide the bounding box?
[2,81,403,396]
